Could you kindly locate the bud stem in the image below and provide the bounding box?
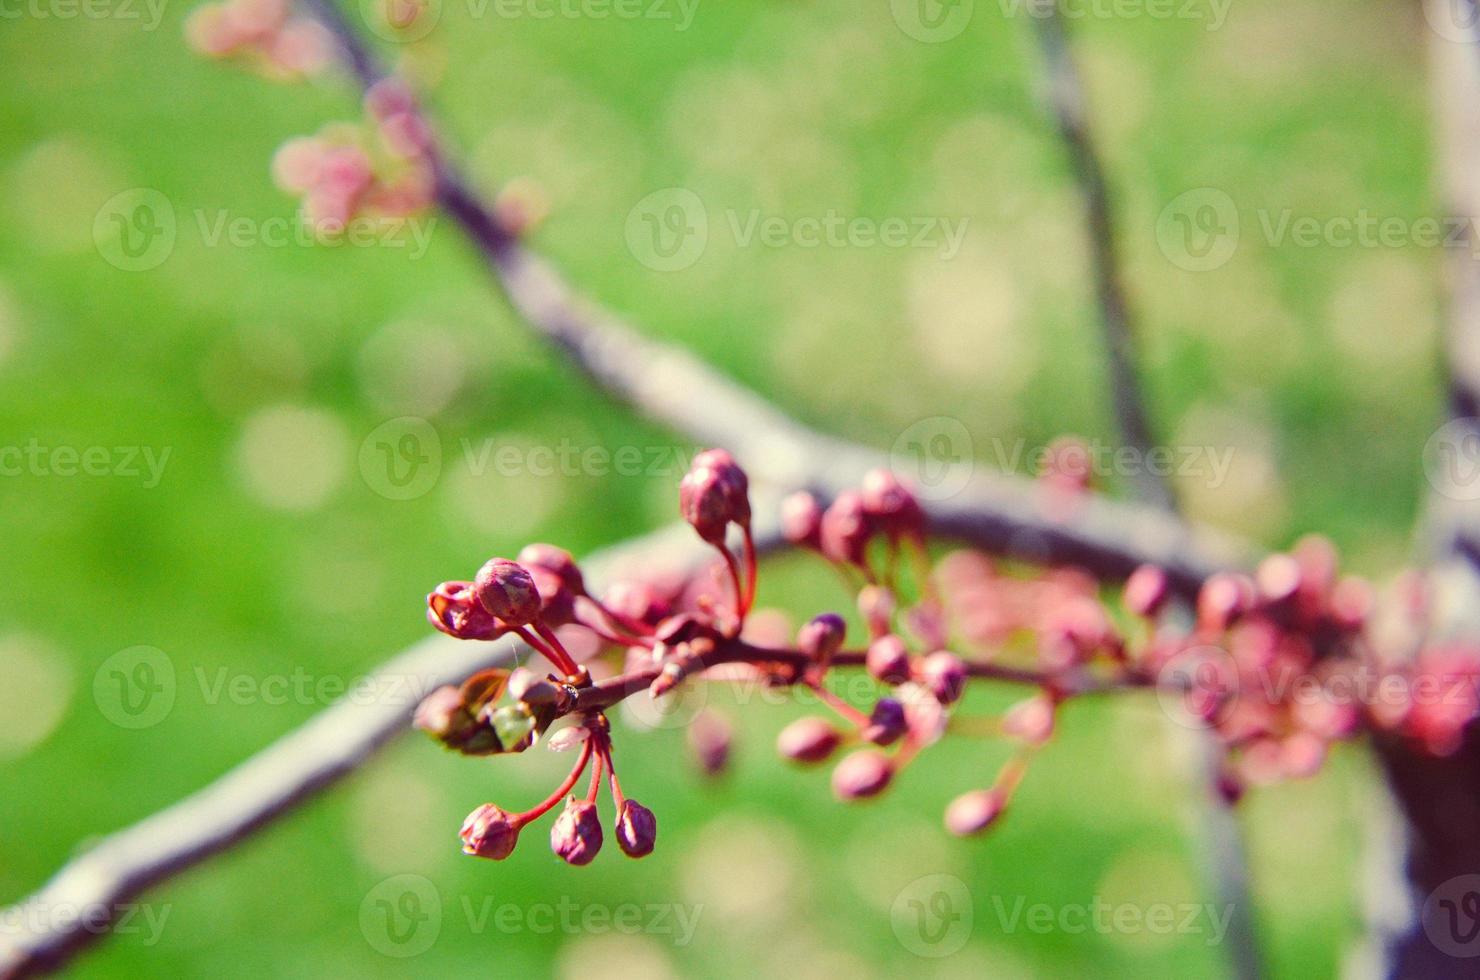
[515,738,594,826]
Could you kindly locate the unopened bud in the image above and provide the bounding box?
[781,491,823,548]
[819,490,873,566]
[919,651,968,705]
[857,586,896,637]
[1197,573,1254,633]
[474,558,542,626]
[427,580,505,640]
[860,468,924,536]
[615,799,657,858]
[866,634,912,685]
[776,717,842,764]
[862,697,907,746]
[518,543,586,596]
[831,749,893,800]
[550,798,603,866]
[680,449,750,544]
[688,708,732,777]
[460,803,520,860]
[1122,565,1169,619]
[1002,694,1055,745]
[944,788,1005,836]
[798,613,846,671]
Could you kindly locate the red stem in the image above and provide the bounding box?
[514,739,593,826]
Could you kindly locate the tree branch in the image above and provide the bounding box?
[1027,0,1175,512]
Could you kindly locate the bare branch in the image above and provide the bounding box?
[1028,0,1174,512]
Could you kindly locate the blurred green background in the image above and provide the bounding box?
[0,0,1447,975]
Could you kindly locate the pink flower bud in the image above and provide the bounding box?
[798,613,846,670]
[427,580,505,640]
[1255,553,1301,610]
[688,708,732,777]
[866,634,912,685]
[862,697,907,746]
[857,586,895,637]
[819,490,873,566]
[919,651,968,705]
[1279,732,1327,779]
[550,798,603,866]
[1002,694,1055,745]
[1122,564,1169,618]
[781,491,823,548]
[832,749,893,801]
[1197,573,1254,633]
[615,799,657,858]
[777,717,841,764]
[860,468,924,536]
[679,449,750,543]
[474,559,542,626]
[517,543,586,597]
[602,581,671,627]
[1329,576,1373,632]
[460,803,520,860]
[944,788,1005,836]
[413,686,469,739]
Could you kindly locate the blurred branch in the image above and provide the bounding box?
[304,0,1249,594]
[0,523,760,979]
[1028,7,1257,976]
[1364,7,1480,975]
[1028,0,1175,512]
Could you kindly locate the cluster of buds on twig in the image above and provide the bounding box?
[267,79,435,236]
[185,0,332,79]
[419,446,1480,864]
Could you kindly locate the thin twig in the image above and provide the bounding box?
[1028,8,1256,975]
[1028,0,1175,512]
